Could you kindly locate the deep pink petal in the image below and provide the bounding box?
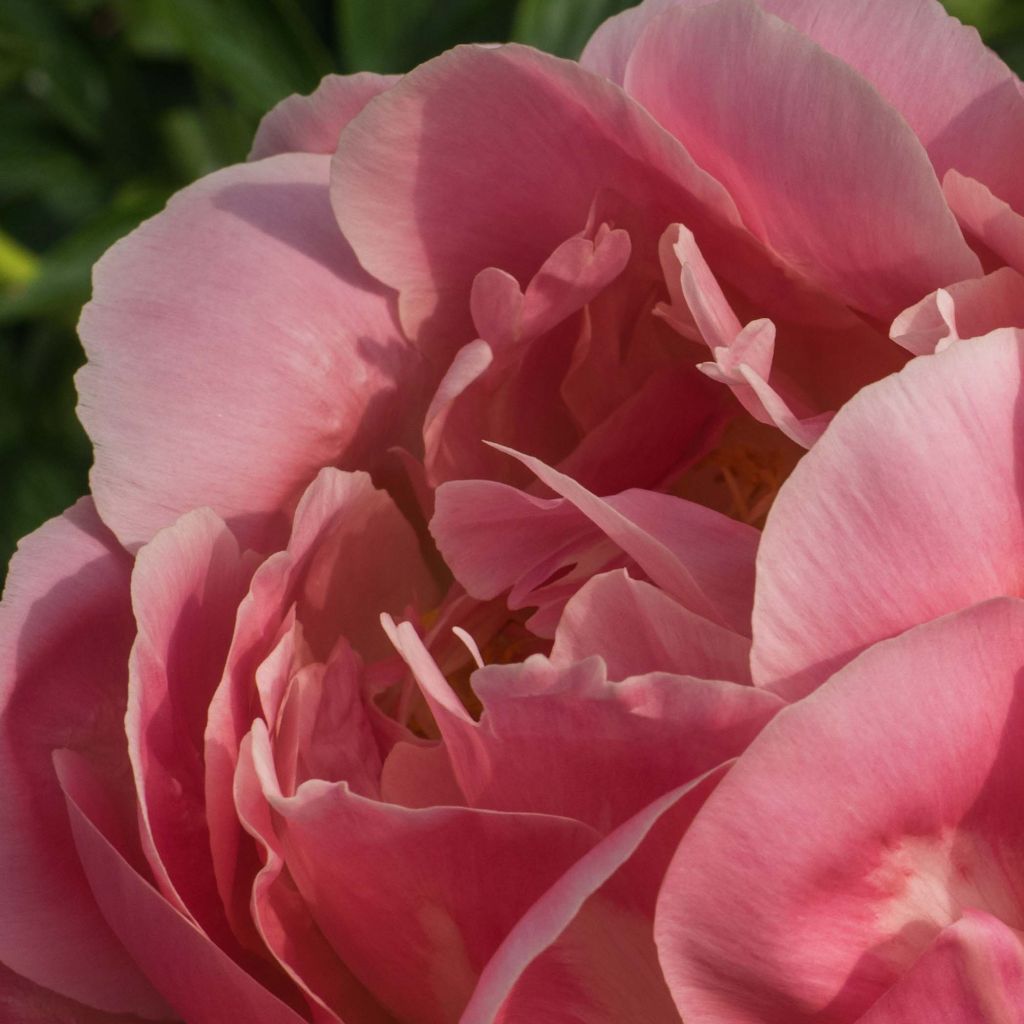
[234,730,391,1024]
[0,501,169,1017]
[252,720,599,1024]
[55,749,308,1024]
[249,72,398,160]
[78,153,414,552]
[127,509,253,945]
[858,912,1024,1024]
[657,599,1024,1023]
[551,570,752,683]
[753,328,1024,698]
[623,0,980,319]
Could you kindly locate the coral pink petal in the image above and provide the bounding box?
[252,719,599,1024]
[249,72,398,159]
[55,749,308,1024]
[77,153,413,552]
[891,267,1024,355]
[461,770,725,1024]
[0,500,170,1017]
[858,911,1024,1024]
[753,328,1024,698]
[551,570,752,683]
[763,0,1024,215]
[624,0,980,319]
[657,599,1024,1023]
[127,509,253,943]
[331,42,797,354]
[944,171,1024,275]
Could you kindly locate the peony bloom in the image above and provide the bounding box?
[4,1,1024,1022]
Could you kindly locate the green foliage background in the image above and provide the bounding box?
[1,0,1022,571]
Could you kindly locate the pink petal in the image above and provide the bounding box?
[657,599,1024,1022]
[858,911,1024,1024]
[386,621,778,832]
[551,570,752,683]
[251,720,599,1024]
[249,72,398,160]
[234,730,390,1024]
[891,267,1024,355]
[461,770,726,1024]
[55,749,309,1024]
[127,509,255,945]
[753,328,1024,698]
[944,171,1024,276]
[204,468,435,943]
[77,153,414,552]
[623,0,980,319]
[762,0,1024,216]
[0,501,169,1017]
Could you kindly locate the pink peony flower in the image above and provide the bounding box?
[4,1,1024,1021]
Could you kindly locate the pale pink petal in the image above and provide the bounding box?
[78,153,414,552]
[0,501,170,1017]
[461,771,725,1024]
[252,720,599,1024]
[753,328,1024,698]
[891,267,1024,355]
[234,730,390,1024]
[205,468,435,943]
[944,171,1024,275]
[551,570,752,683]
[580,0,693,84]
[250,72,398,160]
[858,912,1024,1024]
[624,0,980,319]
[332,42,821,355]
[657,599,1024,1023]
[55,749,308,1024]
[127,509,254,946]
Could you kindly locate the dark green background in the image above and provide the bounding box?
[2,0,1021,572]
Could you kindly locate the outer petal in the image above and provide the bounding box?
[657,599,1024,1023]
[624,0,981,319]
[252,721,599,1024]
[78,153,414,552]
[56,750,308,1024]
[249,72,398,160]
[0,501,170,1017]
[858,912,1024,1024]
[332,41,835,355]
[761,0,1024,215]
[753,328,1024,698]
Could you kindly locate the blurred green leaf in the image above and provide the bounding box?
[511,0,630,58]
